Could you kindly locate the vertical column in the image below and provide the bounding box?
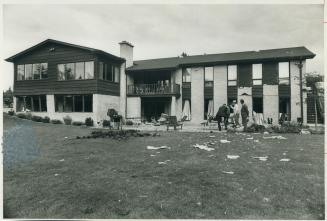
[263,85,279,124]
[13,96,17,112]
[191,67,204,124]
[213,65,227,114]
[46,94,55,119]
[126,97,141,119]
[171,96,176,116]
[119,63,126,118]
[290,60,304,122]
[175,69,183,120]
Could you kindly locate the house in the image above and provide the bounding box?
[5,39,316,125]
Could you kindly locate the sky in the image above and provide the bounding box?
[2,4,324,91]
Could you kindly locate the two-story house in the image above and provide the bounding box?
[6,39,315,125]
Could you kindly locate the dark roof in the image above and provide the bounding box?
[5,39,125,62]
[127,46,315,71]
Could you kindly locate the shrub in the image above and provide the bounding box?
[272,121,301,133]
[72,121,84,126]
[125,120,133,125]
[51,119,63,124]
[31,115,43,122]
[102,120,111,127]
[8,110,14,116]
[26,112,32,120]
[17,113,27,119]
[63,115,72,125]
[85,117,94,127]
[42,116,50,123]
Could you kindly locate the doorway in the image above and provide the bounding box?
[141,97,171,122]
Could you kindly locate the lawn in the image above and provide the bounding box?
[3,114,324,219]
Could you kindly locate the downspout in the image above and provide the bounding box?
[299,60,304,123]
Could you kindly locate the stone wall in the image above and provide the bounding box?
[263,85,279,124]
[191,67,204,124]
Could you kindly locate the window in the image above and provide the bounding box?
[41,63,48,79]
[182,68,191,82]
[105,64,113,81]
[252,64,262,85]
[16,95,47,112]
[204,99,214,120]
[204,67,214,87]
[228,65,237,86]
[278,62,290,85]
[17,65,25,80]
[253,97,263,113]
[25,64,33,80]
[99,62,104,80]
[33,63,41,80]
[279,97,291,121]
[57,61,94,80]
[114,66,120,83]
[55,94,93,112]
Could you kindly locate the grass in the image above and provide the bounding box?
[3,114,324,219]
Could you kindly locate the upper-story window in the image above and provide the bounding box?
[57,61,94,80]
[99,62,120,83]
[227,65,237,86]
[278,62,290,85]
[182,68,191,82]
[17,63,48,81]
[204,67,214,87]
[252,64,262,85]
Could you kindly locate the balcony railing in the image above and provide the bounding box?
[127,83,180,96]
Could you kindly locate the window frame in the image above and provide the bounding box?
[278,61,290,85]
[227,65,237,86]
[16,95,47,112]
[16,63,48,81]
[252,63,262,86]
[55,94,93,113]
[204,66,214,87]
[182,68,192,83]
[57,61,95,81]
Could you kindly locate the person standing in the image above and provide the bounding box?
[240,99,249,131]
[215,104,229,131]
[231,100,240,127]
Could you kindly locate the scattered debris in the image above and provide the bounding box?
[220,139,231,143]
[263,135,287,140]
[283,152,286,155]
[252,156,268,161]
[196,202,202,206]
[263,197,270,202]
[150,154,156,157]
[280,158,290,162]
[59,159,65,162]
[227,155,240,160]
[246,137,254,140]
[64,137,68,139]
[158,160,170,165]
[54,173,59,176]
[147,145,171,150]
[193,144,215,151]
[208,155,215,158]
[253,188,258,193]
[300,129,311,135]
[168,182,172,184]
[139,195,148,198]
[254,140,259,143]
[209,135,215,138]
[263,131,269,135]
[222,171,234,175]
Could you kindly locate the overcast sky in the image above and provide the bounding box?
[2,4,324,90]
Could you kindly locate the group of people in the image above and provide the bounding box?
[214,99,249,131]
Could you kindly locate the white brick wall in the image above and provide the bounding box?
[126,97,141,119]
[213,65,227,114]
[191,67,204,124]
[120,63,127,118]
[263,85,279,124]
[290,60,304,122]
[174,69,183,120]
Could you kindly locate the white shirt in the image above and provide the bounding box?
[233,104,240,114]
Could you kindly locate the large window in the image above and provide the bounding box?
[252,64,262,85]
[57,61,94,80]
[278,62,290,85]
[182,68,191,82]
[16,95,47,112]
[55,94,93,112]
[17,63,48,81]
[228,65,237,86]
[98,62,120,82]
[204,67,214,87]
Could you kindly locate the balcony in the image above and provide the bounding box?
[127,83,180,97]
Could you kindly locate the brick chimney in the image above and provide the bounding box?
[119,41,134,68]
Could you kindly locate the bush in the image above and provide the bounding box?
[245,123,266,133]
[272,121,301,133]
[51,119,63,124]
[26,112,32,120]
[125,120,133,125]
[42,116,50,123]
[17,113,27,119]
[31,115,43,122]
[8,110,14,116]
[85,117,94,127]
[63,115,72,125]
[72,121,84,126]
[102,120,111,127]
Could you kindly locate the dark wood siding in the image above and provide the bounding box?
[182,82,191,99]
[279,85,290,97]
[204,86,213,99]
[237,64,252,87]
[252,85,263,97]
[262,62,278,85]
[97,80,120,96]
[13,42,120,96]
[227,86,237,98]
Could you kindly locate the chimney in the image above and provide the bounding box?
[119,41,134,68]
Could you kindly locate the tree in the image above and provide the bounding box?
[3,87,13,108]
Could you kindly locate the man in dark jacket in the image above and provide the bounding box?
[215,104,229,131]
[240,99,249,131]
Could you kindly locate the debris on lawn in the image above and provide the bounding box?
[280,158,290,162]
[54,173,59,176]
[227,155,240,159]
[208,155,215,158]
[254,140,259,143]
[220,139,231,143]
[147,145,171,150]
[222,171,234,175]
[139,195,148,198]
[246,137,254,140]
[252,156,268,161]
[158,160,170,165]
[209,135,216,138]
[300,129,311,135]
[150,154,156,157]
[263,135,287,140]
[59,159,65,162]
[64,137,68,139]
[263,197,270,202]
[196,202,202,206]
[263,131,269,135]
[193,144,215,151]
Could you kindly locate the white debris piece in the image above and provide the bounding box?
[222,171,234,175]
[246,137,254,140]
[300,129,311,135]
[280,158,290,162]
[150,154,156,157]
[220,139,231,143]
[209,135,216,138]
[64,137,68,139]
[254,140,259,143]
[263,135,287,140]
[193,144,215,151]
[59,159,65,162]
[263,131,269,135]
[227,155,240,160]
[252,156,268,161]
[147,145,171,150]
[54,173,59,176]
[158,160,170,165]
